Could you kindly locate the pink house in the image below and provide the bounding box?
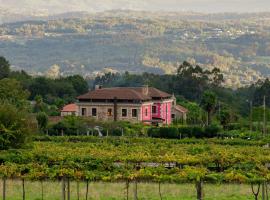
[76,86,173,125]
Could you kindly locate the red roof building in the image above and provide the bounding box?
[76,86,174,125]
[61,103,78,116]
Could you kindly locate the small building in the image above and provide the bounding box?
[60,103,78,116]
[171,105,188,122]
[76,86,173,125]
[171,95,188,123]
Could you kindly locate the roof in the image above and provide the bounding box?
[174,105,188,113]
[61,104,78,112]
[77,87,172,101]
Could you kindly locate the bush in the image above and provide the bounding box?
[160,127,179,139]
[192,126,205,138]
[147,128,161,138]
[178,126,204,138]
[0,103,36,150]
[221,130,262,139]
[111,128,122,136]
[148,127,179,139]
[36,112,48,132]
[204,124,222,138]
[48,116,88,136]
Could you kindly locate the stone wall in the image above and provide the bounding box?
[77,102,142,123]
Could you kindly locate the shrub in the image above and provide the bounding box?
[192,126,204,138]
[204,124,222,138]
[160,127,179,139]
[36,112,48,132]
[48,116,88,136]
[147,128,161,138]
[0,103,36,150]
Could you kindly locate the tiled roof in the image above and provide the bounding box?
[174,105,188,113]
[61,104,78,112]
[77,87,172,101]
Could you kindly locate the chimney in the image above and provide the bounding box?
[142,85,149,96]
[95,85,102,90]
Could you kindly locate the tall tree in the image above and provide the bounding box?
[0,102,35,150]
[201,90,217,126]
[67,75,89,95]
[0,57,10,79]
[0,78,29,108]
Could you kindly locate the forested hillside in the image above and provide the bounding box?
[1,11,270,87]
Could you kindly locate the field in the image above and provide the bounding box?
[0,180,257,200]
[0,136,270,199]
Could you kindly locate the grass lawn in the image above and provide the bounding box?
[0,180,256,200]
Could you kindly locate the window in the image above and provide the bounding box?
[171,114,175,119]
[122,109,127,117]
[132,109,138,118]
[108,108,113,116]
[145,108,148,116]
[152,106,157,114]
[92,108,97,117]
[81,108,86,116]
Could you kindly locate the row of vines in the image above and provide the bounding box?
[1,137,270,199]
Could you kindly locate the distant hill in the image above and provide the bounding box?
[1,10,270,87]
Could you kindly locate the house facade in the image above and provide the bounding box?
[76,86,174,125]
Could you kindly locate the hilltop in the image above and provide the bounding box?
[1,10,270,87]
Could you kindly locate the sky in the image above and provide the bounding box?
[1,0,270,14]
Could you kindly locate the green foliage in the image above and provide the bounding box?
[201,90,217,125]
[67,75,89,95]
[148,127,179,139]
[36,112,48,132]
[27,75,88,105]
[0,103,35,150]
[0,137,269,184]
[49,116,88,136]
[0,56,10,79]
[253,78,270,107]
[148,125,222,139]
[0,78,30,108]
[178,101,203,125]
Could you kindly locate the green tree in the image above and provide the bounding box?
[36,112,48,133]
[0,57,10,79]
[67,75,89,95]
[0,78,29,108]
[33,95,47,113]
[0,103,35,150]
[201,91,217,126]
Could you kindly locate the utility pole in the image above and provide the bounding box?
[218,101,221,120]
[263,95,266,137]
[250,100,253,132]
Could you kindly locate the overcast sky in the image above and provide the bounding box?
[1,0,270,14]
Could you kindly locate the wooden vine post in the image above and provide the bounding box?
[85,180,89,200]
[158,182,163,200]
[77,181,80,200]
[251,183,261,200]
[133,179,138,200]
[196,179,203,200]
[62,178,66,200]
[126,179,129,200]
[22,179,26,200]
[2,178,6,200]
[41,180,44,200]
[67,178,71,200]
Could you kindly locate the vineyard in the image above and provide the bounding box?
[1,136,270,200]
